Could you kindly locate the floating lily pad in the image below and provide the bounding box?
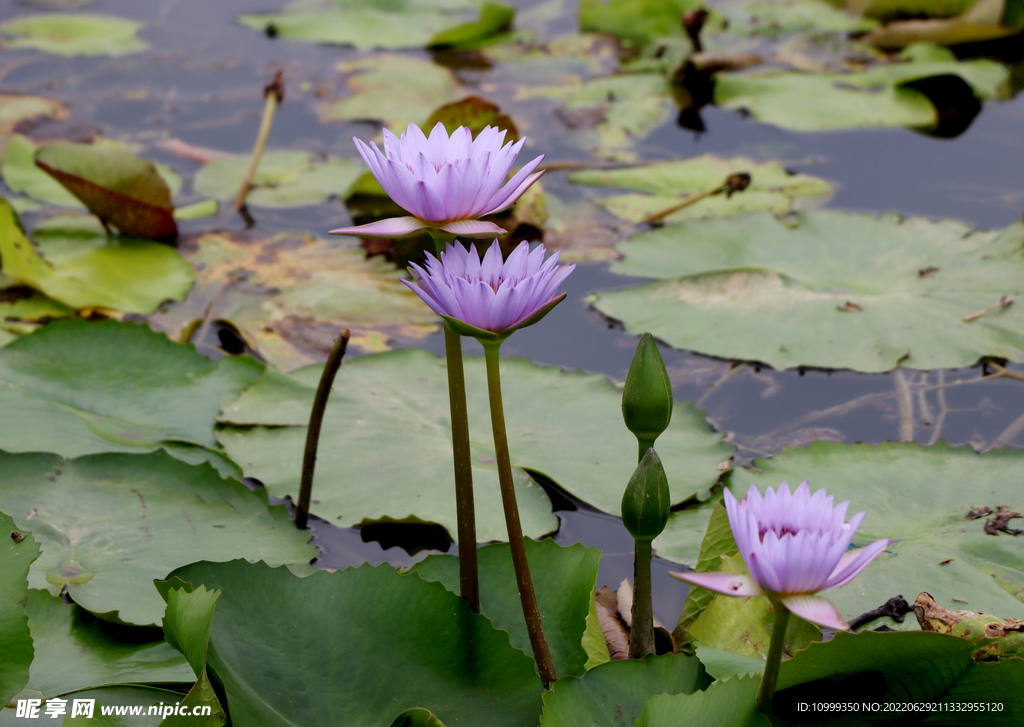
[663,442,1024,625]
[193,151,361,208]
[1,512,38,705]
[320,54,465,130]
[146,231,438,370]
[0,273,74,322]
[429,1,515,49]
[0,450,317,626]
[714,56,1009,131]
[0,201,194,315]
[539,654,708,726]
[13,589,191,700]
[3,135,83,207]
[35,144,177,239]
[159,560,544,726]
[0,14,149,57]
[593,211,1024,372]
[636,674,769,727]
[217,349,732,540]
[516,73,672,159]
[239,0,510,50]
[579,0,704,49]
[0,94,65,152]
[412,539,601,678]
[0,318,261,458]
[724,0,878,35]
[570,155,833,223]
[425,96,518,141]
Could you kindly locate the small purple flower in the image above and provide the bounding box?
[330,122,544,239]
[671,482,889,630]
[404,239,574,341]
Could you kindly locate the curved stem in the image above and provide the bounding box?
[296,329,350,530]
[427,229,479,613]
[628,539,655,658]
[756,599,791,716]
[483,342,557,688]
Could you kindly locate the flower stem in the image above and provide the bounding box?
[482,341,557,688]
[756,599,791,716]
[427,230,479,614]
[233,70,284,212]
[296,329,350,530]
[637,437,655,464]
[628,538,655,659]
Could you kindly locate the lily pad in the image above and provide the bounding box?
[429,1,515,49]
[216,349,732,539]
[1,512,38,705]
[0,94,65,153]
[636,674,769,727]
[669,441,1024,625]
[13,589,192,699]
[239,0,510,50]
[0,450,317,626]
[0,273,74,322]
[539,653,708,726]
[3,135,84,207]
[579,0,704,50]
[320,54,465,130]
[0,318,261,458]
[192,151,361,208]
[714,56,1009,131]
[592,211,1024,372]
[0,14,149,56]
[412,539,601,678]
[159,560,544,726]
[35,144,177,239]
[570,155,833,223]
[724,0,878,35]
[146,231,439,370]
[0,201,195,315]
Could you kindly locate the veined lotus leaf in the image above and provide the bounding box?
[636,675,769,727]
[0,450,317,626]
[0,14,149,56]
[1,512,39,705]
[216,348,732,540]
[593,211,1024,372]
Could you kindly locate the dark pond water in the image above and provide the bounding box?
[2,0,1023,626]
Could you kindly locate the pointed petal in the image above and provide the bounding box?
[782,594,850,631]
[482,160,546,215]
[823,539,890,590]
[440,220,507,237]
[669,571,764,597]
[329,216,427,238]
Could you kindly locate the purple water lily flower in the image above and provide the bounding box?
[403,239,574,341]
[671,481,889,630]
[330,122,544,239]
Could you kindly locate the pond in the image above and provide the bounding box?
[1,0,1023,725]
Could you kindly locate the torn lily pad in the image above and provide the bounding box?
[0,13,149,56]
[193,150,361,208]
[593,211,1024,372]
[570,155,833,223]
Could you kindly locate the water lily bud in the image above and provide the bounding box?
[622,333,673,446]
[621,448,670,541]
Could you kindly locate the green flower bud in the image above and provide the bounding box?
[622,332,673,448]
[621,448,671,541]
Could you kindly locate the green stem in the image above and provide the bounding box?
[637,437,655,464]
[296,329,350,530]
[628,539,655,659]
[427,229,479,614]
[483,342,557,688]
[756,600,791,716]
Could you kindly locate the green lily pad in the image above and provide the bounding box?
[14,589,191,699]
[146,231,439,370]
[0,273,74,322]
[1,512,38,705]
[216,348,732,539]
[578,0,704,50]
[320,54,465,130]
[653,495,727,567]
[714,56,1009,131]
[724,0,879,35]
[0,318,261,458]
[192,151,361,208]
[539,653,708,726]
[429,1,514,49]
[0,14,149,57]
[570,155,833,223]
[516,73,672,160]
[35,144,176,239]
[0,201,195,315]
[160,560,544,726]
[671,501,738,641]
[0,94,65,153]
[3,135,84,207]
[239,0,509,50]
[636,674,769,727]
[673,442,1024,625]
[412,539,601,678]
[0,450,317,625]
[592,211,1024,372]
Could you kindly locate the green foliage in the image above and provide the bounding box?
[0,14,149,56]
[192,151,361,208]
[636,674,770,727]
[0,513,38,705]
[673,501,738,642]
[621,449,672,540]
[622,333,673,448]
[579,0,704,49]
